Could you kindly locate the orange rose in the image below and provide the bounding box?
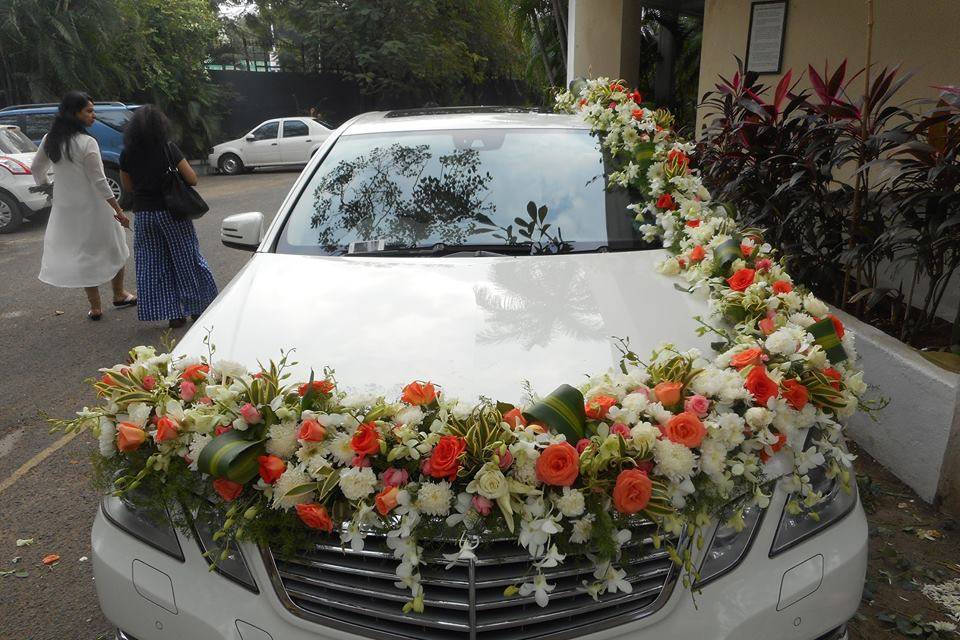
[350,422,381,456]
[828,314,845,339]
[116,422,146,453]
[653,381,683,407]
[535,442,580,487]
[213,478,244,502]
[663,411,707,448]
[296,503,334,532]
[154,416,179,443]
[781,379,809,410]
[298,380,335,396]
[823,367,842,391]
[772,280,793,294]
[759,316,776,335]
[612,469,653,514]
[689,245,706,262]
[656,193,676,210]
[730,347,763,370]
[180,364,210,383]
[401,381,437,406]
[585,394,617,420]
[426,435,467,481]
[744,366,779,407]
[375,486,400,516]
[502,407,527,429]
[297,418,327,442]
[258,455,286,484]
[726,268,756,292]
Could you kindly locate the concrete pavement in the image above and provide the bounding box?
[0,169,300,640]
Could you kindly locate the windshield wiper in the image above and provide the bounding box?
[345,242,534,257]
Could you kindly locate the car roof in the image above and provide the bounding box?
[341,107,589,136]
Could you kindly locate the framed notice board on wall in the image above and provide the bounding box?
[746,1,788,74]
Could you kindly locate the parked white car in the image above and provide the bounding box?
[93,109,866,640]
[0,125,50,233]
[207,117,333,175]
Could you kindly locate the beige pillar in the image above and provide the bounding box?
[568,0,640,88]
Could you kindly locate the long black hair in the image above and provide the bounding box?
[123,104,171,158]
[43,91,92,163]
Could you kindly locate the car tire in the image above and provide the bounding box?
[104,167,124,201]
[219,153,244,175]
[0,192,23,234]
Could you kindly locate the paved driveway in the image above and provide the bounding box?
[0,169,299,640]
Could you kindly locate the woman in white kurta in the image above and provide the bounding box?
[32,91,136,320]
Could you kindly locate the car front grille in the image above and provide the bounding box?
[260,519,679,640]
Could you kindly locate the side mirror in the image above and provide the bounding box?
[221,212,264,251]
[245,134,255,141]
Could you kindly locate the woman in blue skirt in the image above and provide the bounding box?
[119,106,218,328]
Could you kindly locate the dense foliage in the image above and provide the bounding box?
[0,0,224,154]
[697,58,960,352]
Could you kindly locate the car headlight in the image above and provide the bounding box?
[101,494,184,561]
[697,497,766,587]
[769,462,858,556]
[188,506,258,592]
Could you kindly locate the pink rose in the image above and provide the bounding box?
[755,258,772,272]
[180,380,196,402]
[576,438,591,454]
[351,454,372,468]
[498,449,513,470]
[630,386,652,400]
[198,396,213,405]
[471,495,493,516]
[382,467,409,487]
[239,402,262,424]
[684,394,710,418]
[610,423,631,438]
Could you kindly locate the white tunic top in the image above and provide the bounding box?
[32,135,129,287]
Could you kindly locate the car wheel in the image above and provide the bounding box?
[0,192,23,234]
[104,167,123,201]
[219,153,244,175]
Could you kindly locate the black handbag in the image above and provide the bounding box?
[163,141,209,220]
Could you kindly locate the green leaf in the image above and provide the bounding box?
[281,481,321,498]
[197,430,266,483]
[524,384,586,442]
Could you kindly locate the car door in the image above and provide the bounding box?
[279,119,313,164]
[244,121,281,166]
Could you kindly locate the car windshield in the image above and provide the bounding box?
[96,109,133,132]
[276,127,655,256]
[0,127,37,153]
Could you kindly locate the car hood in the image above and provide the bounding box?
[176,251,714,403]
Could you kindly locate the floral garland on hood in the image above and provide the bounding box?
[54,78,868,614]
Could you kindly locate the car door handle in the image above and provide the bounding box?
[271,142,278,145]
[305,139,312,142]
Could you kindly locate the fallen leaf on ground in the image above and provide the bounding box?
[78,556,88,562]
[11,556,20,563]
[14,570,28,578]
[916,529,943,541]
[41,554,60,565]
[15,539,34,547]
[54,310,64,316]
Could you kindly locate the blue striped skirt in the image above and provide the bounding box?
[133,210,218,321]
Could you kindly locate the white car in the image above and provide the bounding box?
[93,109,867,640]
[0,125,51,233]
[207,117,333,175]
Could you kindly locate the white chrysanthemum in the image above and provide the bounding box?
[657,257,681,276]
[513,458,538,485]
[805,346,829,370]
[98,417,116,458]
[803,293,829,317]
[630,422,659,451]
[339,466,377,501]
[654,439,697,482]
[620,392,650,414]
[340,393,378,410]
[417,481,454,516]
[765,328,798,356]
[744,407,773,429]
[699,438,727,479]
[329,433,355,465]
[272,464,313,510]
[570,515,594,545]
[187,433,211,471]
[265,421,298,458]
[713,413,746,448]
[395,405,425,427]
[556,488,586,518]
[647,402,673,424]
[303,450,333,480]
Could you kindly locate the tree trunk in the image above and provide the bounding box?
[530,14,556,86]
[551,0,567,72]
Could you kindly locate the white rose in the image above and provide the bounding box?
[630,422,660,451]
[471,466,509,500]
[620,392,650,413]
[395,405,424,427]
[658,257,681,276]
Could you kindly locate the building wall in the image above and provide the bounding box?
[697,0,960,131]
[568,0,647,89]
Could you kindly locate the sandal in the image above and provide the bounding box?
[88,310,102,321]
[113,294,137,308]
